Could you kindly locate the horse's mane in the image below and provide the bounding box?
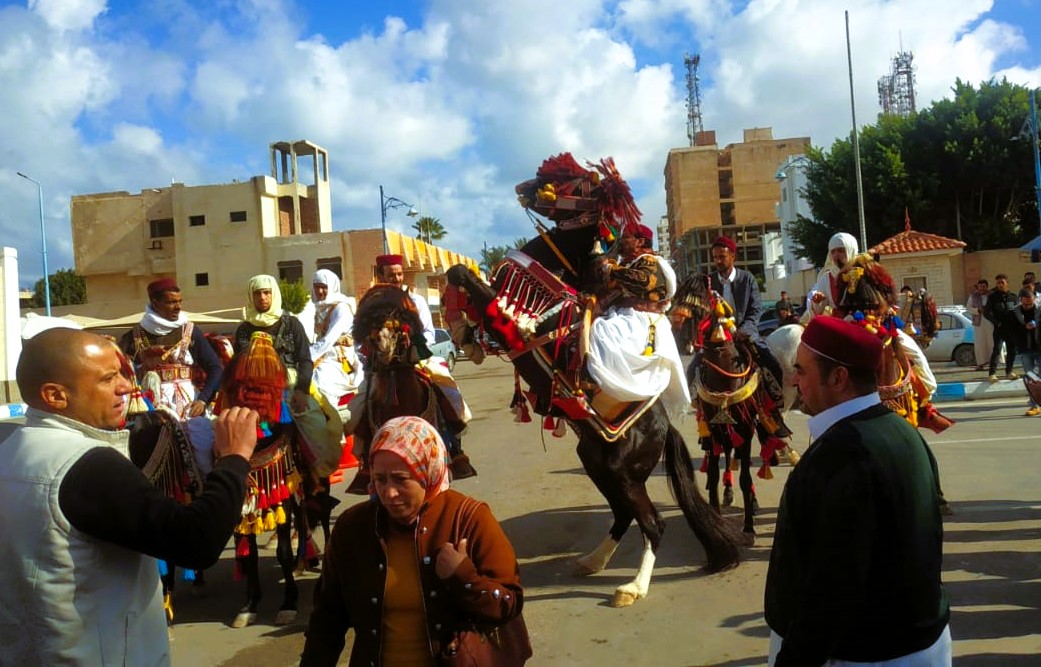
[836,253,897,315]
[353,284,424,342]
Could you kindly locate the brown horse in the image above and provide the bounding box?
[346,284,474,495]
[672,274,789,540]
[444,153,741,607]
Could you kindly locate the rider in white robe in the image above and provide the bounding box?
[309,270,362,414]
[587,224,690,420]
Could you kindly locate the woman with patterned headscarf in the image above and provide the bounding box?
[302,416,529,666]
[309,269,362,409]
[234,274,313,414]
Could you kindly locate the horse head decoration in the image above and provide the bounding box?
[445,153,741,608]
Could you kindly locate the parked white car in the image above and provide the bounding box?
[428,327,459,372]
[924,307,976,366]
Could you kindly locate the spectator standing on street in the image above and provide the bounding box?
[1012,287,1041,416]
[984,274,1019,382]
[966,279,994,371]
[775,291,792,321]
[0,328,258,666]
[1024,271,1036,295]
[765,316,951,667]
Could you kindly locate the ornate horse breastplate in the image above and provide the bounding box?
[236,430,301,534]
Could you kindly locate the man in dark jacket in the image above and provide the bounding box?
[983,273,1019,382]
[765,316,950,667]
[708,236,790,437]
[1011,287,1041,416]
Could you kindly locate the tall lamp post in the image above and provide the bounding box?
[16,171,51,316]
[379,185,418,254]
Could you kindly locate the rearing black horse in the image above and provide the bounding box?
[446,154,741,607]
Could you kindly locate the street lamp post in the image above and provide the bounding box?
[379,185,419,254]
[16,171,51,316]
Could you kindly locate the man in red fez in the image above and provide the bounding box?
[374,254,434,346]
[586,222,690,419]
[119,277,223,418]
[708,235,791,437]
[764,316,951,667]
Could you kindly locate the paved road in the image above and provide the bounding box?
[165,358,1041,666]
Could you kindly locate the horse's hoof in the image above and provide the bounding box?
[345,469,371,496]
[741,531,756,547]
[274,609,298,626]
[231,611,258,629]
[723,488,734,507]
[573,558,601,577]
[449,454,478,481]
[610,586,643,608]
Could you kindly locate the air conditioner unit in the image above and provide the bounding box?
[150,240,162,250]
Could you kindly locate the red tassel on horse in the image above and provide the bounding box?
[699,455,709,473]
[235,535,251,558]
[728,426,743,448]
[722,470,733,486]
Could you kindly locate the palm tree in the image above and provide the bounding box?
[412,216,447,245]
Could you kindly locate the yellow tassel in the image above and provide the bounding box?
[264,510,277,532]
[275,504,287,525]
[762,466,774,480]
[286,471,301,496]
[252,516,264,535]
[698,420,711,438]
[759,412,778,433]
[237,516,252,535]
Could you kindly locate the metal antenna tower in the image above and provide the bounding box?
[684,53,703,146]
[877,50,917,116]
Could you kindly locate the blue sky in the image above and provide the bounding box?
[2,0,1039,289]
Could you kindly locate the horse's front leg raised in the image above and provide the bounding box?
[231,534,261,628]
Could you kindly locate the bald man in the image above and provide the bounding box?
[0,329,259,665]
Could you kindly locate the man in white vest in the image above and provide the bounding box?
[0,328,258,666]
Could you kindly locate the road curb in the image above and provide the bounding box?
[934,380,1027,403]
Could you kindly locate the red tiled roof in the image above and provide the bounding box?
[868,229,966,255]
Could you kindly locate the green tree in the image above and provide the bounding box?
[513,237,530,249]
[33,268,86,307]
[791,78,1036,264]
[279,279,309,314]
[479,245,511,273]
[412,216,447,245]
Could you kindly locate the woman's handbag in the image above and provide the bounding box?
[437,497,532,667]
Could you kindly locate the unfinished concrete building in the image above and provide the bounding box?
[664,128,811,281]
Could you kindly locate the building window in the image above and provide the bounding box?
[189,215,206,227]
[149,218,175,238]
[316,257,342,278]
[903,276,927,293]
[230,210,247,223]
[278,260,303,283]
[195,272,209,287]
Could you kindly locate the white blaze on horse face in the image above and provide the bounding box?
[376,326,399,365]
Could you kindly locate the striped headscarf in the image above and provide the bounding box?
[369,416,450,501]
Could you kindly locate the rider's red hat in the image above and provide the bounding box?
[375,254,404,268]
[711,236,737,254]
[802,316,883,370]
[147,277,179,300]
[633,224,654,243]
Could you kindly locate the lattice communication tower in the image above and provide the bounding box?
[877,50,917,117]
[684,53,704,146]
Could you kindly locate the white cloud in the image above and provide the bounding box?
[29,0,106,33]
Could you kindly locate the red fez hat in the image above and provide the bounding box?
[147,278,180,300]
[633,224,654,243]
[375,254,404,268]
[802,316,883,370]
[712,236,737,254]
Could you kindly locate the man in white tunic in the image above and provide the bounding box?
[309,270,362,413]
[587,224,690,419]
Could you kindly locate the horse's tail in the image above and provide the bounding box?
[663,424,742,572]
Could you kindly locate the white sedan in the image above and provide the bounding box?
[924,309,976,366]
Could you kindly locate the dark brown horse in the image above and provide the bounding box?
[672,274,788,540]
[445,154,741,607]
[345,284,474,495]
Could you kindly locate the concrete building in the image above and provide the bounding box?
[664,128,811,282]
[69,140,479,323]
